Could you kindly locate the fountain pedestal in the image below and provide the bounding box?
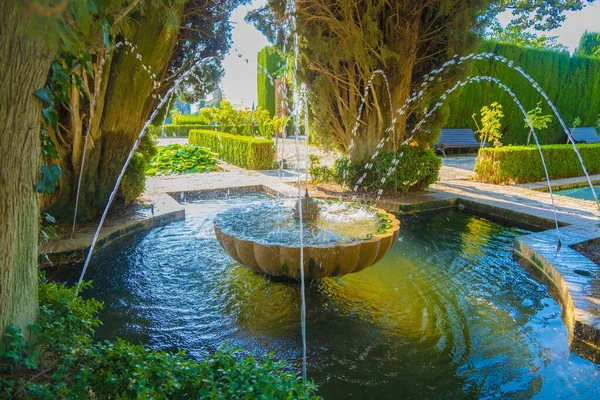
[214,199,400,280]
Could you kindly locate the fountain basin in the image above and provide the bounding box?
[213,200,400,279]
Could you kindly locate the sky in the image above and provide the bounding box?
[220,0,269,107]
[220,0,600,108]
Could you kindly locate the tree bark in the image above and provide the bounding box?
[48,2,184,221]
[0,3,55,336]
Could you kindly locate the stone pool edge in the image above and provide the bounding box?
[40,193,184,267]
[514,225,600,351]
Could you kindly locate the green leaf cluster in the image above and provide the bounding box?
[0,279,320,399]
[474,143,600,184]
[189,130,277,170]
[574,31,600,58]
[146,144,218,176]
[473,102,505,147]
[174,101,282,138]
[120,133,158,203]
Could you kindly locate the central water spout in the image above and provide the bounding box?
[294,189,320,223]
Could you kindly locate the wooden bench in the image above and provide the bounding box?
[570,127,600,144]
[434,128,482,157]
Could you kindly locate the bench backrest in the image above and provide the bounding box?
[570,127,600,143]
[437,128,480,146]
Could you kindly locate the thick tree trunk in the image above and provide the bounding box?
[0,3,55,335]
[48,3,183,221]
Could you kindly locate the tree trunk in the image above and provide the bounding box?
[0,3,55,336]
[48,3,183,221]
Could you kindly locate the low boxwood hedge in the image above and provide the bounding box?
[149,124,216,137]
[189,129,276,170]
[475,144,600,184]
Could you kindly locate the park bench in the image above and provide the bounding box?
[434,128,482,157]
[570,127,600,144]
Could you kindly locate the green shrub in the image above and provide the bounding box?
[332,156,357,187]
[189,129,276,170]
[308,155,333,185]
[0,279,320,399]
[257,46,285,117]
[146,144,218,176]
[475,144,600,184]
[326,147,440,192]
[369,147,441,192]
[120,133,157,203]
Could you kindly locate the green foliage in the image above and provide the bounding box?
[173,101,283,138]
[332,156,356,187]
[149,124,210,137]
[0,280,320,399]
[475,144,600,184]
[120,133,158,203]
[189,130,276,170]
[573,116,583,128]
[368,148,441,192]
[146,144,218,176]
[486,0,592,32]
[324,147,440,192]
[308,154,331,185]
[445,40,600,145]
[575,31,600,58]
[473,102,505,147]
[257,46,285,117]
[525,101,553,131]
[487,22,567,51]
[35,164,62,194]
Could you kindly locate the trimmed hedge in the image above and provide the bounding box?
[257,46,284,117]
[149,124,231,138]
[475,144,600,184]
[445,40,600,145]
[189,129,276,170]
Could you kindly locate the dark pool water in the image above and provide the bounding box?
[555,185,600,201]
[54,194,600,399]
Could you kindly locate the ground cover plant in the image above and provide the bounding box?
[146,144,218,176]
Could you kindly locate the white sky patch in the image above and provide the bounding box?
[220,0,269,108]
[497,1,600,52]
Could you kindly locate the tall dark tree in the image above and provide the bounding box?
[250,0,593,163]
[46,0,247,220]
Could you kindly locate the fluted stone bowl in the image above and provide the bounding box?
[213,199,400,279]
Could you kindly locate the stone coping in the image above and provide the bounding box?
[40,193,184,267]
[518,174,600,193]
[515,225,600,352]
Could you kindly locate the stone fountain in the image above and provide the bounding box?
[213,193,400,279]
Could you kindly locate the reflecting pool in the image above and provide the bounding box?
[52,194,600,399]
[555,185,600,201]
